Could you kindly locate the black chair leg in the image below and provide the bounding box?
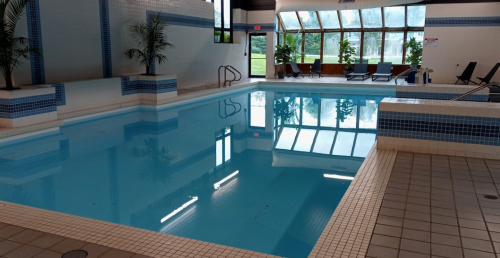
[455,78,460,85]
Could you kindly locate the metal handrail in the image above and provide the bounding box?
[395,68,415,85]
[450,82,492,101]
[218,65,242,87]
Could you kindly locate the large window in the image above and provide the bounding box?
[250,91,266,127]
[213,0,232,43]
[216,127,231,167]
[277,6,425,65]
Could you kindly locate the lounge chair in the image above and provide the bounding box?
[347,64,369,81]
[288,61,304,78]
[372,62,393,81]
[476,63,500,86]
[309,59,323,78]
[455,62,477,85]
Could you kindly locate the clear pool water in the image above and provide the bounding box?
[0,89,388,258]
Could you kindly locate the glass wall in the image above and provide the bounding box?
[277,6,425,65]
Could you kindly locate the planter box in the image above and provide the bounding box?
[0,86,58,128]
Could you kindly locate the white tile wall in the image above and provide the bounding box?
[423,3,500,84]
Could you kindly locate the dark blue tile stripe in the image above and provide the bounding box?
[396,92,488,102]
[0,94,56,119]
[425,16,500,27]
[26,0,45,85]
[51,83,66,106]
[99,0,113,78]
[378,111,500,146]
[121,77,177,96]
[233,131,274,140]
[245,23,276,32]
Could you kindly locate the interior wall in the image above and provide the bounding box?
[1,0,253,90]
[422,2,500,84]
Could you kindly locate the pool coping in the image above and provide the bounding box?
[0,82,400,258]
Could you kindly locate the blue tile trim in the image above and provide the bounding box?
[121,77,177,96]
[246,23,276,32]
[26,0,45,85]
[378,111,500,146]
[396,92,488,102]
[233,131,274,140]
[0,94,56,119]
[51,83,66,106]
[147,11,214,29]
[99,0,113,78]
[425,16,500,27]
[233,23,247,32]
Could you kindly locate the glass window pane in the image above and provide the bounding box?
[280,12,301,31]
[223,0,230,29]
[293,129,316,152]
[332,132,355,156]
[384,32,404,64]
[323,33,341,63]
[216,139,223,166]
[363,32,382,64]
[384,7,405,28]
[275,127,298,150]
[343,32,361,62]
[320,98,338,127]
[359,100,378,129]
[302,97,318,126]
[214,0,222,28]
[406,31,424,60]
[340,10,361,29]
[407,6,426,27]
[224,32,231,43]
[361,8,382,28]
[284,97,301,125]
[313,131,336,154]
[225,136,231,161]
[298,11,320,30]
[338,99,357,128]
[250,91,266,127]
[304,33,321,63]
[318,11,340,29]
[353,133,376,157]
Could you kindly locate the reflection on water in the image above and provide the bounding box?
[0,89,389,258]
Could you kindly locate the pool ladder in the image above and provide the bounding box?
[219,98,242,118]
[218,65,242,87]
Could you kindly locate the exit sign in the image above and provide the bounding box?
[254,25,261,31]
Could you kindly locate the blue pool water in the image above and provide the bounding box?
[0,89,388,258]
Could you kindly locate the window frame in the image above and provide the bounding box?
[212,0,233,43]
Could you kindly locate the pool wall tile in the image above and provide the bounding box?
[121,77,177,96]
[26,0,46,85]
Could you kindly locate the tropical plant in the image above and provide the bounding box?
[274,98,296,125]
[338,39,357,70]
[125,13,174,75]
[0,0,40,90]
[133,138,176,184]
[404,37,423,67]
[275,44,292,67]
[337,99,354,122]
[285,31,304,63]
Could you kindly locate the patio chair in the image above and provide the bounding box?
[372,62,393,81]
[476,63,500,86]
[288,61,304,78]
[309,59,323,78]
[347,64,370,81]
[455,62,477,85]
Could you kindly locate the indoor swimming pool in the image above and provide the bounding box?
[0,88,389,258]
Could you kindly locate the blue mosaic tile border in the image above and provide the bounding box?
[233,23,276,32]
[233,131,274,140]
[378,111,500,146]
[0,94,56,119]
[147,11,214,29]
[26,0,45,85]
[425,16,500,27]
[121,77,177,96]
[396,92,488,102]
[99,0,113,78]
[51,83,66,106]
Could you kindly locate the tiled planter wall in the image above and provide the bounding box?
[396,85,490,102]
[377,98,500,159]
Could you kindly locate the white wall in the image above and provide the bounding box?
[2,0,252,90]
[422,3,500,84]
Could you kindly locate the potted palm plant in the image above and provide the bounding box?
[0,0,40,90]
[125,13,174,75]
[404,37,423,69]
[338,40,356,78]
[275,44,292,79]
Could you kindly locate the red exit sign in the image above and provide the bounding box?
[254,25,261,31]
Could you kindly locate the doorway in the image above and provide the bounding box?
[249,34,267,78]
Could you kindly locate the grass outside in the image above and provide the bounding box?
[251,53,266,76]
